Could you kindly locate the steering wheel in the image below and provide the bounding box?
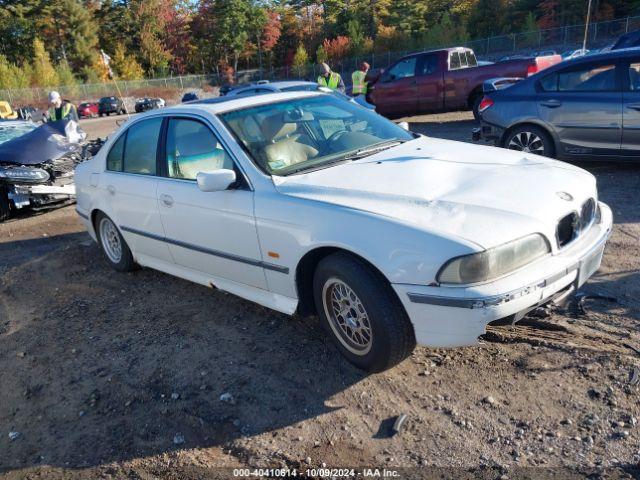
[321,129,349,155]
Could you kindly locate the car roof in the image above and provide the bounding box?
[158,91,324,116]
[227,80,317,95]
[557,46,640,65]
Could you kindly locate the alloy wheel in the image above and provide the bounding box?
[508,131,545,154]
[99,217,123,264]
[322,278,373,356]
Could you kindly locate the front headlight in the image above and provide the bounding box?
[437,234,550,284]
[0,167,50,183]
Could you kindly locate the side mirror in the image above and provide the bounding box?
[397,121,410,131]
[196,169,236,192]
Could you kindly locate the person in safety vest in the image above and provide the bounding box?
[317,62,345,93]
[47,91,78,122]
[351,61,370,97]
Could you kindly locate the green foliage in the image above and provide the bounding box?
[39,0,99,69]
[112,43,145,80]
[316,44,327,64]
[0,0,635,90]
[0,56,30,90]
[292,44,309,70]
[31,38,59,87]
[55,60,77,86]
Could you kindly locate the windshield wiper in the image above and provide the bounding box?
[279,139,408,176]
[341,139,406,161]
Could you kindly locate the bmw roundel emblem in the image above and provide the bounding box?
[556,191,573,201]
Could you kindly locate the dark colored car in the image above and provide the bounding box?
[181,92,199,102]
[612,30,640,50]
[219,80,374,109]
[473,49,640,161]
[98,96,126,116]
[368,47,561,119]
[134,97,164,113]
[78,102,99,118]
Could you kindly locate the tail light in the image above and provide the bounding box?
[527,64,538,76]
[478,96,494,113]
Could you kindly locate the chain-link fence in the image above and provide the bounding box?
[1,14,639,107]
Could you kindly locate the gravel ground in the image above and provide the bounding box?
[1,112,639,479]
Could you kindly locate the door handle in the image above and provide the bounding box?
[540,99,562,108]
[107,185,116,195]
[159,194,174,207]
[626,103,640,111]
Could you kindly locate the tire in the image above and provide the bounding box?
[471,94,482,121]
[503,124,554,158]
[0,185,12,222]
[313,252,416,372]
[95,212,136,272]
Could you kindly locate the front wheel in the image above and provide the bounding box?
[504,125,554,158]
[313,252,416,372]
[95,212,136,272]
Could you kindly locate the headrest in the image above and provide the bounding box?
[260,113,297,142]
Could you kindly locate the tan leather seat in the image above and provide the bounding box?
[260,113,318,169]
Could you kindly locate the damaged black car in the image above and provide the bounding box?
[0,119,100,221]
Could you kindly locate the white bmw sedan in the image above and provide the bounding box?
[75,91,612,372]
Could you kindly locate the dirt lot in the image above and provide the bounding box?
[1,113,639,479]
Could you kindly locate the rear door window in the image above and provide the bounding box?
[541,63,618,92]
[106,133,126,171]
[120,117,162,175]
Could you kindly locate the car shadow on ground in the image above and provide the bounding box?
[0,233,367,471]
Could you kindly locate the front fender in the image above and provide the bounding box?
[255,191,479,299]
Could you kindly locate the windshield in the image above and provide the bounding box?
[219,95,413,175]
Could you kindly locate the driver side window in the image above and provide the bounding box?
[388,57,417,80]
[165,118,234,180]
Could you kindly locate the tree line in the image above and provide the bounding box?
[0,0,637,90]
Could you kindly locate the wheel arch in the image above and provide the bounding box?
[467,85,483,108]
[294,246,396,317]
[500,120,559,154]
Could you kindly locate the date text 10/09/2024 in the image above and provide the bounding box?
[233,468,401,478]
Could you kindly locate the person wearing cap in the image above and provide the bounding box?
[317,63,345,93]
[47,91,78,122]
[351,62,370,97]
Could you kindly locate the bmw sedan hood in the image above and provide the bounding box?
[273,137,596,250]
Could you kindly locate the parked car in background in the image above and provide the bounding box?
[98,96,126,116]
[78,102,99,118]
[368,47,561,119]
[219,80,375,109]
[562,49,590,60]
[611,30,640,50]
[75,91,612,371]
[135,97,165,113]
[181,92,199,102]
[0,101,19,120]
[473,49,640,160]
[16,106,46,122]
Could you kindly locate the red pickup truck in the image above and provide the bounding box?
[368,47,561,119]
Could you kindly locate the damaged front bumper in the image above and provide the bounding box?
[393,202,613,348]
[7,183,76,209]
[0,159,78,210]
